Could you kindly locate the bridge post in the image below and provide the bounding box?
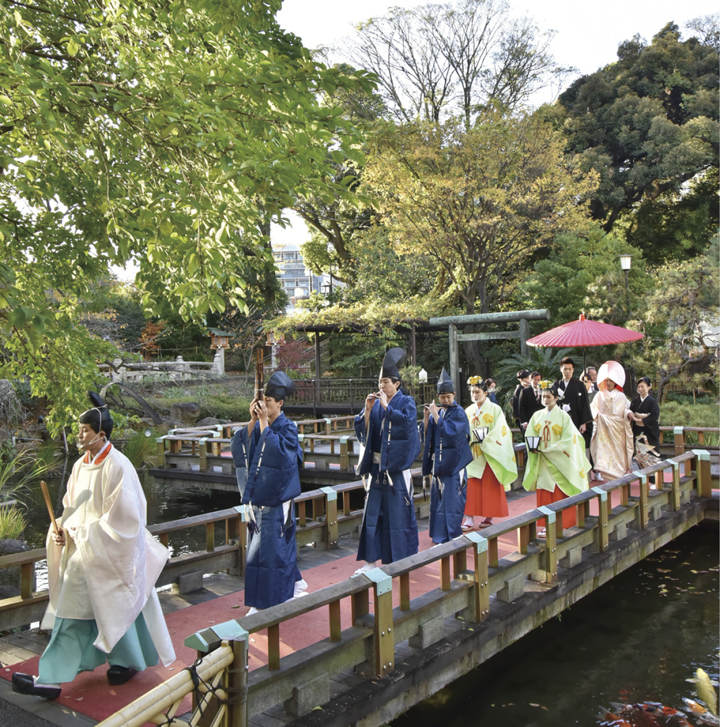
[199,437,208,471]
[363,569,394,677]
[227,633,249,727]
[184,621,249,727]
[464,532,489,621]
[692,449,712,498]
[674,427,690,476]
[339,436,350,470]
[669,461,681,511]
[591,487,608,552]
[226,506,247,576]
[320,487,339,549]
[537,506,557,581]
[156,437,167,467]
[633,472,648,529]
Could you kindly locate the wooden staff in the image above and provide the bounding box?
[254,346,264,401]
[40,480,59,535]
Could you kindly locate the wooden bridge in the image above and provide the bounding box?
[0,425,717,727]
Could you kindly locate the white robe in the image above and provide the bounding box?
[42,446,175,666]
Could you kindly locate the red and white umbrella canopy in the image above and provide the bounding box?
[526,314,643,348]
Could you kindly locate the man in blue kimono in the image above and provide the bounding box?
[354,348,421,575]
[422,368,473,544]
[231,371,306,614]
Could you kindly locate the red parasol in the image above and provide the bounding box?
[526,314,643,348]
[527,314,643,373]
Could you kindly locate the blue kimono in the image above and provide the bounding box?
[355,392,421,564]
[422,404,474,543]
[231,413,303,609]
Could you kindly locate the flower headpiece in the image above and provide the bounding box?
[467,375,484,387]
[537,379,553,390]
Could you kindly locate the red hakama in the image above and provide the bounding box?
[465,468,509,518]
[536,486,577,528]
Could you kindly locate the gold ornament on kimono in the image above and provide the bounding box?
[534,422,542,433]
[573,433,577,444]
[552,424,562,436]
[501,425,507,437]
[483,413,494,424]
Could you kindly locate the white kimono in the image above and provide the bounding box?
[42,445,175,666]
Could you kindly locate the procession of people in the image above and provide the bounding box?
[11,345,660,704]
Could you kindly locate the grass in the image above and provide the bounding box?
[0,505,27,540]
[122,430,158,468]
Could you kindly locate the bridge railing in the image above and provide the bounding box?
[2,422,714,633]
[94,446,715,727]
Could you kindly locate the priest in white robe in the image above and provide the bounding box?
[12,393,175,700]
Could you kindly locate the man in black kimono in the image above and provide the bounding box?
[518,371,543,430]
[629,377,661,450]
[556,356,593,446]
[511,369,531,429]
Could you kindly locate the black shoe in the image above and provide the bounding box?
[107,665,138,685]
[11,672,61,700]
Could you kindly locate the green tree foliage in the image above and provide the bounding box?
[520,225,651,326]
[631,240,719,400]
[361,110,597,371]
[558,20,719,263]
[0,0,373,432]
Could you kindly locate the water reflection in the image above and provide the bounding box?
[392,527,719,727]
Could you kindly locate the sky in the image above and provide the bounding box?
[269,0,717,252]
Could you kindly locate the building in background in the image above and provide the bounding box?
[272,241,341,314]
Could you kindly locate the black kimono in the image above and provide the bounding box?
[555,377,593,448]
[518,386,543,428]
[629,394,661,449]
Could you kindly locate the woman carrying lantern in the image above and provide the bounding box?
[462,376,518,530]
[522,380,591,531]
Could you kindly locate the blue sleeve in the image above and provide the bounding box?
[382,393,421,472]
[243,418,302,506]
[422,418,436,476]
[434,405,474,477]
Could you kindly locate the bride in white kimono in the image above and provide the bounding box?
[590,361,635,481]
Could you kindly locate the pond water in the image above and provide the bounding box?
[392,525,719,727]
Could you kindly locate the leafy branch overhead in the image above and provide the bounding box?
[0,0,374,432]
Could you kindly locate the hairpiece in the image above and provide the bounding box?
[467,375,484,387]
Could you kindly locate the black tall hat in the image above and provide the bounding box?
[379,348,407,380]
[265,371,295,400]
[436,367,455,394]
[79,391,114,438]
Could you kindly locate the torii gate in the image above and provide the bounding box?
[428,309,550,404]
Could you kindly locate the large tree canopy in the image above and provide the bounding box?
[558,20,719,263]
[0,0,373,431]
[362,109,598,370]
